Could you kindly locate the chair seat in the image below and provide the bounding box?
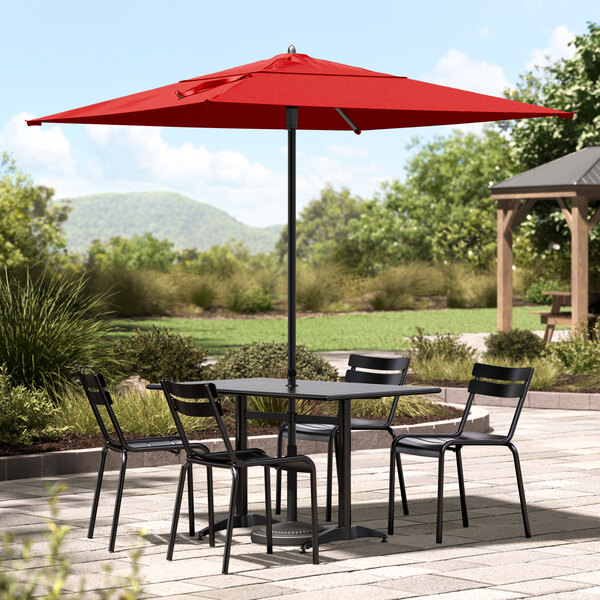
[108,437,209,453]
[281,418,389,442]
[394,432,508,458]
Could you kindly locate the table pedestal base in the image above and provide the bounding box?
[197,513,268,540]
[250,521,319,546]
[300,525,387,551]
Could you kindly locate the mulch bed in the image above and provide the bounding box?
[0,405,462,457]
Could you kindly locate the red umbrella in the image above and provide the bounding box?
[28,48,573,388]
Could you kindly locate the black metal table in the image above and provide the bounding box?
[149,378,441,547]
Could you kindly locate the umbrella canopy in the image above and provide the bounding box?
[27,51,572,130]
[27,50,573,389]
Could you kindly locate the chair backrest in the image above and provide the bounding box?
[345,354,410,425]
[161,380,234,461]
[458,362,534,440]
[78,370,128,448]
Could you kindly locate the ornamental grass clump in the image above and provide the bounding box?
[0,269,116,398]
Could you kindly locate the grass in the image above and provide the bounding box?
[113,306,547,355]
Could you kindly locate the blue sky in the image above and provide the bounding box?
[1,1,597,226]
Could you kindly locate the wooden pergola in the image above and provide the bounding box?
[490,146,600,334]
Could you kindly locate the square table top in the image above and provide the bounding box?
[148,377,441,401]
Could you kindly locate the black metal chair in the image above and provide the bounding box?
[275,354,410,521]
[79,371,210,552]
[161,379,319,574]
[388,362,534,544]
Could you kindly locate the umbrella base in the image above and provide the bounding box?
[251,520,320,546]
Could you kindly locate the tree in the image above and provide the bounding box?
[501,22,600,280]
[347,128,518,273]
[503,21,600,169]
[87,232,176,271]
[0,153,70,269]
[276,185,366,266]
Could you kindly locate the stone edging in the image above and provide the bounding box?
[0,404,488,482]
[435,387,600,411]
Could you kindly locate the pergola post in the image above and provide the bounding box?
[497,198,515,331]
[571,197,589,334]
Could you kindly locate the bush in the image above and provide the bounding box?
[409,327,476,363]
[0,269,116,398]
[0,365,59,444]
[226,286,273,313]
[485,329,545,361]
[297,264,343,311]
[442,264,496,308]
[212,342,338,419]
[113,326,210,383]
[369,264,443,311]
[525,279,569,305]
[189,278,218,310]
[86,267,178,316]
[543,323,600,374]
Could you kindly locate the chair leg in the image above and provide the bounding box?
[88,446,108,539]
[187,462,195,537]
[109,451,128,553]
[309,469,319,565]
[207,466,215,547]
[436,453,445,544]
[275,429,284,515]
[325,434,335,522]
[222,467,239,574]
[388,447,396,535]
[509,443,531,538]
[396,452,409,516]
[455,448,469,528]
[264,467,273,555]
[167,463,188,561]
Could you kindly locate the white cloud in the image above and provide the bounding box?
[526,25,575,70]
[479,27,491,38]
[0,112,77,176]
[423,49,510,97]
[325,144,369,160]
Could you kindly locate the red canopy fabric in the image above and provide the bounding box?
[27,52,572,130]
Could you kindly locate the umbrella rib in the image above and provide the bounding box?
[335,108,361,135]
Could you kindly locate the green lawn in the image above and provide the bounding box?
[114,306,547,355]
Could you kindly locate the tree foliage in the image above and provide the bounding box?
[0,153,70,269]
[276,185,365,266]
[347,128,517,273]
[503,21,600,169]
[87,232,176,271]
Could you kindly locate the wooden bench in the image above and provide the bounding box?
[530,291,595,342]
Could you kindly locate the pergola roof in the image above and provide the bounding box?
[490,146,600,198]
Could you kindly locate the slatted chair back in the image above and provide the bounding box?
[345,354,411,425]
[79,370,129,448]
[457,363,534,441]
[161,380,234,460]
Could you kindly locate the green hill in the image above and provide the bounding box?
[62,191,283,254]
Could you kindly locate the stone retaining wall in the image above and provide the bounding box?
[434,388,600,411]
[0,405,489,482]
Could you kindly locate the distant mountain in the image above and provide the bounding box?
[62,191,283,254]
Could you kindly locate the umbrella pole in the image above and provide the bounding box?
[287,106,298,390]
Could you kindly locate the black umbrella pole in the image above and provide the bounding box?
[287,106,298,390]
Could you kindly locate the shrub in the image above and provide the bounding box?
[370,264,443,311]
[0,365,60,444]
[409,327,476,363]
[484,329,545,361]
[442,264,496,308]
[543,323,600,374]
[226,287,273,313]
[0,269,116,398]
[525,279,569,305]
[212,342,338,419]
[297,264,343,312]
[86,267,178,316]
[113,326,210,383]
[189,279,217,310]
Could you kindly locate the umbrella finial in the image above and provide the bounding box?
[288,45,296,54]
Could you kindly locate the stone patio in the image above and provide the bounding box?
[1,406,600,599]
